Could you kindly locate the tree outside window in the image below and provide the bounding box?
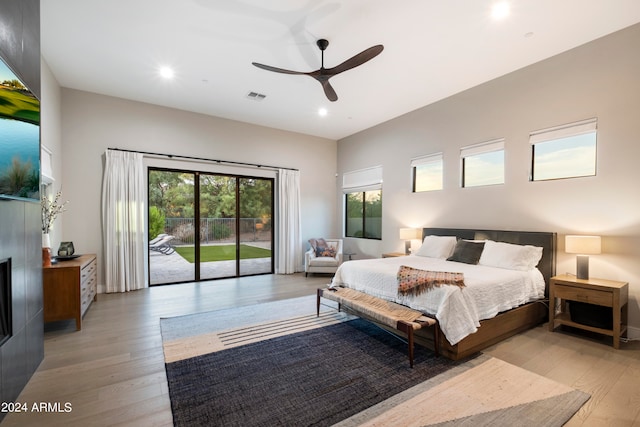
[345,190,382,239]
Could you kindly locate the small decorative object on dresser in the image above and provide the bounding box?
[43,254,97,331]
[549,274,628,348]
[57,241,75,257]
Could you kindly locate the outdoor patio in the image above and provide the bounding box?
[149,243,272,284]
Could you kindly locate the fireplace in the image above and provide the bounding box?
[0,258,12,346]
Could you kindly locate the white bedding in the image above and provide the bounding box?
[331,255,545,345]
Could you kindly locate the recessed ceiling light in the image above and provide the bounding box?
[159,66,175,80]
[491,1,510,20]
[318,107,328,117]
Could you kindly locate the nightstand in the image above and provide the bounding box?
[382,252,406,258]
[548,274,628,349]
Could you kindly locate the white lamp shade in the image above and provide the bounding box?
[565,235,601,254]
[399,228,421,240]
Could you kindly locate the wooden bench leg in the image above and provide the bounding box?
[408,328,415,368]
[397,321,415,368]
[318,288,342,316]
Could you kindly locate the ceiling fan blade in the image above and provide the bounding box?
[252,62,306,75]
[326,44,384,76]
[320,80,338,102]
[252,40,382,102]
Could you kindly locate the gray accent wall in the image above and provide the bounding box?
[0,0,44,417]
[337,24,640,336]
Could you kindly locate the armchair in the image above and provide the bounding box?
[305,238,343,277]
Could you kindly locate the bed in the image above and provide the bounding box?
[331,228,557,360]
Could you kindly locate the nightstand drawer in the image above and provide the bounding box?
[554,284,613,307]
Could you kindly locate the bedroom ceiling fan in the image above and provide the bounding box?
[252,39,384,102]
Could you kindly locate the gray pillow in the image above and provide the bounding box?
[447,240,485,265]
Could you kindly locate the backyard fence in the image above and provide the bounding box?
[162,217,272,245]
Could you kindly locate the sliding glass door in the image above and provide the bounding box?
[148,168,273,285]
[198,174,237,280]
[238,177,273,276]
[149,169,195,284]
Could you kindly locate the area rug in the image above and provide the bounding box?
[160,295,589,427]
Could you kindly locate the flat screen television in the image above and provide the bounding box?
[0,54,40,202]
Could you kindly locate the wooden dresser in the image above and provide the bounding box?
[43,254,97,330]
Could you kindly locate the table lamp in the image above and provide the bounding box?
[565,235,601,280]
[399,228,421,254]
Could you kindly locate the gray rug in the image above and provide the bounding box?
[161,296,590,427]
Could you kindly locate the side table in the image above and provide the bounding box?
[548,274,628,348]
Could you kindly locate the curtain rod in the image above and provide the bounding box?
[107,148,298,171]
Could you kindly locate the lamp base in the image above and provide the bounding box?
[405,240,411,255]
[576,255,589,280]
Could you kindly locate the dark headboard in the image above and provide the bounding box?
[422,228,557,295]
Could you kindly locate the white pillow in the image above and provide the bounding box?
[478,240,543,271]
[414,235,457,259]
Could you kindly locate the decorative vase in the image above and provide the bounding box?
[42,233,52,267]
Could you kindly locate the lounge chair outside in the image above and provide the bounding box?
[149,235,175,254]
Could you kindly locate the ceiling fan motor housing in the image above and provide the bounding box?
[317,39,329,51]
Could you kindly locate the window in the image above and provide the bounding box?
[343,166,382,240]
[461,139,505,188]
[412,153,443,192]
[345,190,382,239]
[530,118,597,181]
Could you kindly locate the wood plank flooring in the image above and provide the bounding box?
[2,273,639,426]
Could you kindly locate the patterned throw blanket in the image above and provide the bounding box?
[397,265,465,297]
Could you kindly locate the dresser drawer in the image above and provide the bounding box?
[80,260,97,316]
[81,259,97,286]
[81,273,96,301]
[81,285,95,316]
[554,284,613,307]
[80,264,96,296]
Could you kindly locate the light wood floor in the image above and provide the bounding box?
[2,273,639,426]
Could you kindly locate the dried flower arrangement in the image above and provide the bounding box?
[41,191,69,234]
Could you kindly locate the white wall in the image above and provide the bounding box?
[55,89,337,288]
[337,24,640,335]
[40,59,63,249]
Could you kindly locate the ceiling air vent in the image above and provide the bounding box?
[246,91,267,101]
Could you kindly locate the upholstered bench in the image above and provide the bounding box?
[317,287,438,367]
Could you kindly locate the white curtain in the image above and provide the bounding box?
[102,150,146,292]
[276,169,301,274]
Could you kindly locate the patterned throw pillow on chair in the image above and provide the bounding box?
[315,246,336,258]
[309,238,328,250]
[310,238,335,257]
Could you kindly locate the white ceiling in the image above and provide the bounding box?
[41,1,640,140]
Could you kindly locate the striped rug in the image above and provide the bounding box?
[160,295,589,426]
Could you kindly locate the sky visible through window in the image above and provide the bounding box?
[0,61,16,82]
[414,161,443,192]
[533,133,596,181]
[463,150,504,187]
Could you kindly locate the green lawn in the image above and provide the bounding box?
[174,244,271,263]
[0,87,40,124]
